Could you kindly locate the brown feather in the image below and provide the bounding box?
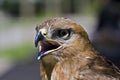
[35,17,120,80]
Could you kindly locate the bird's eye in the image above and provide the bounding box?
[56,29,71,40]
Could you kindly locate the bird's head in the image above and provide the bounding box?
[35,17,90,60]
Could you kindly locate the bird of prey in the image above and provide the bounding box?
[34,17,120,80]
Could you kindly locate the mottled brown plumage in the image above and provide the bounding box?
[35,17,120,80]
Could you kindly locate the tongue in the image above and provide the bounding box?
[37,40,60,60]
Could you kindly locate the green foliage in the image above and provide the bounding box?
[0,43,35,61]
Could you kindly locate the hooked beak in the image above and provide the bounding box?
[35,31,62,60]
[35,32,45,47]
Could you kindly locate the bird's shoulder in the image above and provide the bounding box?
[51,55,120,80]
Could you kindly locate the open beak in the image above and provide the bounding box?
[35,31,62,60]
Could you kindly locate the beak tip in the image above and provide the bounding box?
[37,56,40,60]
[37,52,45,60]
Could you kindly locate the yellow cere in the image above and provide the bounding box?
[39,28,47,36]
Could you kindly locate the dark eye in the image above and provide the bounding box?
[55,29,71,40]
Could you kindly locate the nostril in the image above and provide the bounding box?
[43,33,47,36]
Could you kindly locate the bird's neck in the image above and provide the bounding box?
[74,37,99,58]
[40,55,58,80]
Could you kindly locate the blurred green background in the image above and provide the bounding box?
[0,0,99,69]
[0,0,120,80]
